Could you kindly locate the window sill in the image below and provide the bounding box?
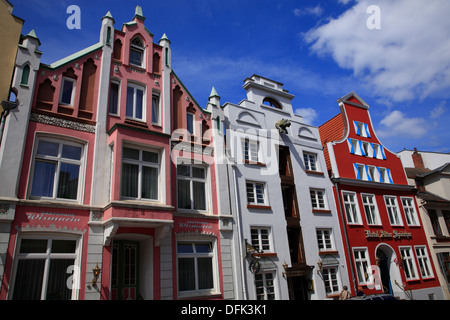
[125,118,148,128]
[252,252,277,258]
[247,204,272,210]
[305,170,324,176]
[243,160,266,167]
[312,209,332,214]
[318,250,339,256]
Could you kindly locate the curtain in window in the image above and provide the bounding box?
[178,258,195,291]
[193,181,206,210]
[46,259,74,300]
[178,179,191,209]
[142,166,158,200]
[122,163,138,198]
[31,161,56,197]
[57,163,80,199]
[13,259,45,300]
[135,89,143,119]
[198,257,213,289]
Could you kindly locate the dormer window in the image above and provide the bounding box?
[262,97,282,109]
[129,36,145,67]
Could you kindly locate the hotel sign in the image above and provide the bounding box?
[365,230,412,240]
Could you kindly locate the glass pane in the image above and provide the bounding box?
[126,86,134,118]
[52,240,76,253]
[195,243,212,253]
[57,163,80,199]
[37,141,59,157]
[152,95,159,123]
[198,257,213,290]
[177,243,194,253]
[142,166,158,200]
[61,80,74,104]
[135,89,143,119]
[192,167,205,179]
[123,147,139,160]
[31,160,56,197]
[177,165,190,176]
[130,48,143,66]
[193,181,206,210]
[20,239,48,253]
[178,258,195,291]
[46,259,74,300]
[109,82,119,114]
[13,259,45,300]
[122,163,139,198]
[142,151,158,163]
[177,179,191,209]
[61,145,82,160]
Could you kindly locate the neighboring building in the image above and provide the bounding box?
[319,92,445,300]
[0,6,232,300]
[398,148,450,299]
[218,75,350,300]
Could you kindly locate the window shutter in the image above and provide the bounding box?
[348,139,355,154]
[386,168,393,183]
[354,163,361,180]
[364,123,371,138]
[365,165,372,181]
[377,167,383,183]
[353,121,360,136]
[380,145,387,160]
[359,140,366,156]
[369,143,376,158]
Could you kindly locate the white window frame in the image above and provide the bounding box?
[353,247,372,285]
[126,82,146,121]
[243,139,259,163]
[310,189,327,210]
[414,246,434,279]
[316,228,335,252]
[10,234,81,300]
[129,36,146,68]
[400,246,419,281]
[254,271,276,300]
[361,193,381,225]
[384,196,403,226]
[151,92,161,125]
[59,77,76,106]
[246,181,267,206]
[323,266,341,296]
[29,137,85,202]
[121,145,160,201]
[250,227,272,253]
[109,80,121,116]
[176,239,219,298]
[401,197,420,226]
[354,121,370,138]
[303,152,319,172]
[186,112,195,135]
[342,191,362,225]
[177,164,209,212]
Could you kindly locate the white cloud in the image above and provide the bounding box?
[304,0,450,102]
[294,108,318,125]
[430,101,447,119]
[293,5,324,17]
[377,110,427,139]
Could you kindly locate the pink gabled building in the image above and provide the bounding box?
[0,6,232,300]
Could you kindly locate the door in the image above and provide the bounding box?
[376,249,393,295]
[111,241,139,300]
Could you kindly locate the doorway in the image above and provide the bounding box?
[376,247,393,295]
[111,241,140,300]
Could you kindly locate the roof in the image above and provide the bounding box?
[319,113,345,171]
[416,191,450,204]
[41,42,103,70]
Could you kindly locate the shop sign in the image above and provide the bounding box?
[365,229,412,240]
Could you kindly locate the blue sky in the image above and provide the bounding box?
[11,0,450,154]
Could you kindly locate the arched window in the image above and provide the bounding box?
[262,97,282,109]
[129,36,145,67]
[21,65,30,86]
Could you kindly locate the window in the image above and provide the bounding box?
[262,97,281,109]
[378,167,393,184]
[444,210,450,234]
[401,197,420,226]
[243,139,259,163]
[12,236,79,300]
[400,247,419,280]
[251,227,271,252]
[362,194,380,225]
[126,83,145,121]
[255,272,275,300]
[354,248,371,285]
[152,93,160,125]
[30,139,84,201]
[428,209,442,236]
[121,146,159,200]
[21,65,30,86]
[129,37,145,67]
[177,164,207,211]
[415,246,433,279]
[385,196,403,226]
[353,163,365,180]
[303,152,318,171]
[60,77,76,106]
[316,229,334,252]
[246,182,266,206]
[109,81,120,115]
[177,241,216,295]
[323,267,340,296]
[310,189,327,210]
[354,121,371,138]
[187,112,194,135]
[342,191,361,224]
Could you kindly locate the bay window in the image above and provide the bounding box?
[177,164,207,211]
[121,146,160,201]
[30,139,84,201]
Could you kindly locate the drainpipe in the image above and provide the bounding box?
[331,177,358,294]
[0,101,18,147]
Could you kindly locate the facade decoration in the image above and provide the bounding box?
[319,92,445,300]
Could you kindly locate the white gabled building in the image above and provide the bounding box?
[211,75,349,300]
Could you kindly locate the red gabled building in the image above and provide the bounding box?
[319,92,445,300]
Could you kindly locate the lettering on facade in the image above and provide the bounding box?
[364,230,412,240]
[176,220,215,236]
[26,212,81,223]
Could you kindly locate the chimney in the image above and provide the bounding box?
[412,148,425,169]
